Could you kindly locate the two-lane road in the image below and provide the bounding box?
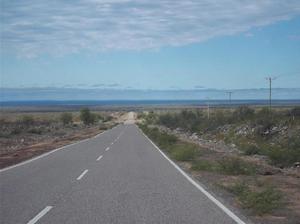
[0,124,246,224]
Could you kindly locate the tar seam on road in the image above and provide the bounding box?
[97,155,103,161]
[0,126,116,173]
[76,169,89,180]
[26,206,53,224]
[138,127,247,224]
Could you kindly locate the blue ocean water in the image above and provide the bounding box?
[1,99,300,107]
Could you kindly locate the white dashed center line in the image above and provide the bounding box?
[105,147,110,151]
[97,155,103,161]
[76,169,88,180]
[27,206,53,224]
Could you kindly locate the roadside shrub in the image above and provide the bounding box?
[267,147,300,167]
[252,108,278,136]
[159,132,178,148]
[219,157,256,175]
[227,182,282,215]
[170,144,197,161]
[213,110,228,126]
[159,113,177,129]
[28,128,42,135]
[191,160,217,171]
[290,106,300,117]
[286,135,300,150]
[234,106,255,121]
[103,115,112,122]
[139,125,178,149]
[0,118,7,125]
[60,112,73,125]
[145,111,157,124]
[20,115,34,126]
[80,108,96,125]
[10,127,22,135]
[228,181,249,195]
[241,186,282,215]
[240,144,260,155]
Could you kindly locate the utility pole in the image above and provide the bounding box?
[206,97,210,119]
[265,77,277,110]
[227,91,233,105]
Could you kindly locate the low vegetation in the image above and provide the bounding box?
[80,108,97,125]
[219,157,257,175]
[139,122,291,219]
[140,124,198,161]
[226,182,283,215]
[60,112,73,125]
[0,109,118,168]
[146,106,300,168]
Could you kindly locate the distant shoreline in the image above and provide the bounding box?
[1,99,299,112]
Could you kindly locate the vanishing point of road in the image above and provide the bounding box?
[0,115,247,224]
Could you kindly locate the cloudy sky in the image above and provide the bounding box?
[1,0,300,94]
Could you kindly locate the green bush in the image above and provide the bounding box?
[290,106,300,117]
[170,144,197,161]
[241,187,282,215]
[159,113,177,129]
[139,125,178,149]
[228,181,249,195]
[219,157,256,175]
[140,125,199,161]
[286,135,300,150]
[227,182,283,215]
[28,128,42,134]
[241,144,260,155]
[103,115,112,122]
[253,108,277,135]
[145,111,158,124]
[267,147,300,167]
[60,112,73,125]
[80,108,96,125]
[10,127,22,135]
[191,160,217,171]
[234,106,255,121]
[20,115,34,126]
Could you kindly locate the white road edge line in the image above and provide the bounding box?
[27,206,53,224]
[0,126,117,173]
[76,169,88,180]
[138,127,246,224]
[97,155,103,161]
[105,147,110,151]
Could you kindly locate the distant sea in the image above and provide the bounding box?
[1,99,300,107]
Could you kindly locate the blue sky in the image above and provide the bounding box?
[1,0,300,94]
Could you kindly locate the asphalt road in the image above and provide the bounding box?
[0,124,246,224]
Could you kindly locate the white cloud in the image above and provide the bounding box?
[1,0,300,57]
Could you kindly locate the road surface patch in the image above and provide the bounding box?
[0,128,112,173]
[139,128,246,224]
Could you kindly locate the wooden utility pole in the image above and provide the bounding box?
[265,77,276,109]
[227,91,233,105]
